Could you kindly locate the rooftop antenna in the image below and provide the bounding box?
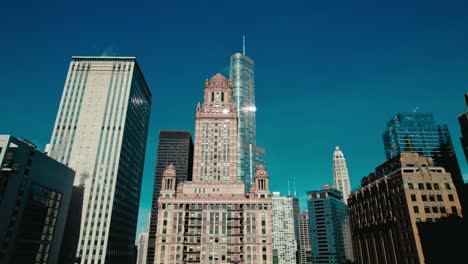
[288,179,291,196]
[293,176,297,196]
[243,34,246,56]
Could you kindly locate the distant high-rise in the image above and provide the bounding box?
[146,131,193,263]
[0,135,75,264]
[348,153,463,263]
[298,211,312,264]
[307,185,353,264]
[383,112,464,201]
[458,93,468,163]
[154,73,273,264]
[332,146,351,203]
[136,233,148,264]
[272,192,297,264]
[229,47,265,191]
[47,57,152,263]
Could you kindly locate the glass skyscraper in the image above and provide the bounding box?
[229,52,265,191]
[458,93,468,163]
[47,57,152,264]
[307,186,353,264]
[383,112,464,200]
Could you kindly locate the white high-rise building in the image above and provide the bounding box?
[48,56,152,263]
[272,192,297,264]
[333,146,351,203]
[136,232,148,264]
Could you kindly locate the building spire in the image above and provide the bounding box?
[293,176,297,196]
[243,34,246,55]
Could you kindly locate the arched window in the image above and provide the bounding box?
[211,92,214,102]
[221,92,224,101]
[160,246,166,262]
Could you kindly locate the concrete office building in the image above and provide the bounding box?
[47,56,152,263]
[272,192,297,264]
[154,74,273,264]
[297,212,312,264]
[348,153,463,264]
[333,146,352,203]
[0,135,75,264]
[136,232,148,264]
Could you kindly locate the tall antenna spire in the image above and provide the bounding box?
[293,176,297,196]
[243,34,246,55]
[287,179,291,196]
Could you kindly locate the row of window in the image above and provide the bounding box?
[408,182,451,190]
[413,205,458,214]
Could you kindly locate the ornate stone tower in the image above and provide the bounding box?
[153,73,273,264]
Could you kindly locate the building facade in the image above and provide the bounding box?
[298,212,312,264]
[229,52,265,191]
[0,135,75,264]
[332,146,351,204]
[147,131,194,263]
[307,185,353,264]
[458,93,468,163]
[154,73,273,264]
[382,113,464,202]
[348,153,463,264]
[47,56,152,263]
[272,192,297,264]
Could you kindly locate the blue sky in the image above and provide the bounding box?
[1,0,468,238]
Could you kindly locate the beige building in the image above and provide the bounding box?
[348,153,463,264]
[154,74,273,264]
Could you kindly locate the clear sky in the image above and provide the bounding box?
[1,0,468,238]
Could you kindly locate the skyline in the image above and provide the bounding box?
[2,0,468,236]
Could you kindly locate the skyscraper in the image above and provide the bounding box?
[332,146,351,203]
[383,113,464,201]
[229,48,265,191]
[458,93,468,163]
[348,153,463,263]
[272,192,297,264]
[136,233,148,264]
[47,57,152,263]
[0,135,75,264]
[298,211,312,264]
[147,131,193,263]
[154,73,273,264]
[307,185,353,264]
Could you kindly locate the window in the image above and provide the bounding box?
[451,206,458,214]
[418,183,425,190]
[408,183,414,190]
[448,194,454,201]
[424,206,430,213]
[440,206,446,214]
[410,194,417,201]
[432,206,438,213]
[436,195,443,201]
[421,195,427,202]
[445,183,452,190]
[416,218,422,223]
[413,206,419,213]
[429,195,435,202]
[434,183,440,190]
[426,183,432,190]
